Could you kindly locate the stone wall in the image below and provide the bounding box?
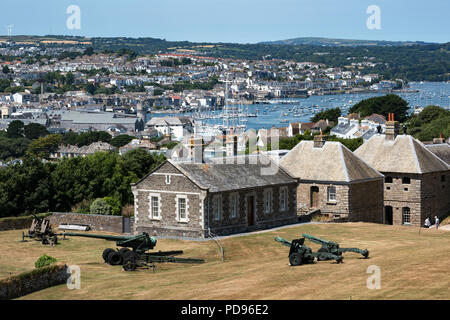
[296,182,350,216]
[0,265,70,300]
[382,171,450,226]
[206,184,298,237]
[296,179,384,223]
[49,212,132,234]
[0,213,52,231]
[133,161,299,239]
[348,179,384,223]
[133,161,206,238]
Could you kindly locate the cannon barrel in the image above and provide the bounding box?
[274,237,292,247]
[63,232,157,253]
[302,233,339,247]
[63,232,138,241]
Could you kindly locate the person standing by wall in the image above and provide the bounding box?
[435,216,440,230]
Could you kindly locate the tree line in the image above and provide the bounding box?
[0,149,166,218]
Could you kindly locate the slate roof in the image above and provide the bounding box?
[279,140,383,183]
[170,154,297,193]
[354,135,449,174]
[147,116,193,126]
[331,122,353,135]
[424,144,450,166]
[60,111,138,124]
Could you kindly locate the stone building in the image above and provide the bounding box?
[279,134,385,222]
[354,120,450,226]
[131,143,298,238]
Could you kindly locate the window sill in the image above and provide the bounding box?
[327,201,337,205]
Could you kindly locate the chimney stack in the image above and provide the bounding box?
[226,134,238,157]
[385,113,399,141]
[188,136,205,163]
[433,133,445,144]
[313,132,328,148]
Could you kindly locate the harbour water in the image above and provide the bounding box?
[150,82,450,132]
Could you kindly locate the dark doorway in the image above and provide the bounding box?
[385,206,393,225]
[247,195,254,226]
[310,186,319,208]
[123,217,131,233]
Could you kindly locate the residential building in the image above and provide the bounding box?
[279,134,384,222]
[354,120,450,226]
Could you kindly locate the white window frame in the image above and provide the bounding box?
[175,194,189,223]
[230,193,239,219]
[213,195,222,221]
[264,189,272,214]
[149,193,161,220]
[165,174,171,185]
[327,186,337,202]
[280,187,288,212]
[402,207,411,225]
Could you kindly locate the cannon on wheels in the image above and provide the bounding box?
[275,236,343,266]
[21,213,60,246]
[63,232,205,271]
[302,233,369,260]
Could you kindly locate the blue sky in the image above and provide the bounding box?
[0,0,448,43]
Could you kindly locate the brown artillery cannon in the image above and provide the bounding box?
[21,213,60,246]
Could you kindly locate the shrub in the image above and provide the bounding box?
[35,254,57,268]
[103,196,122,216]
[72,199,93,214]
[90,198,111,215]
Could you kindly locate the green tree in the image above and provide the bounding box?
[110,135,135,148]
[0,79,11,92]
[2,66,10,74]
[24,123,49,140]
[311,107,341,123]
[26,134,62,159]
[6,120,25,138]
[84,47,95,56]
[406,105,450,140]
[65,72,75,85]
[349,94,409,122]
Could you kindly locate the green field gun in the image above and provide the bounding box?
[63,232,205,271]
[21,213,60,246]
[275,236,343,266]
[302,233,369,260]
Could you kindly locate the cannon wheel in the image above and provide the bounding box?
[317,248,332,261]
[102,248,115,263]
[289,253,303,266]
[107,251,123,265]
[119,248,131,257]
[123,258,137,271]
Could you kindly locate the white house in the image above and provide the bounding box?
[146,116,194,140]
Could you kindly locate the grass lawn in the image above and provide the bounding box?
[1,222,449,300]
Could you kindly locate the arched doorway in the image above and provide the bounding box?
[310,186,319,208]
[385,206,393,225]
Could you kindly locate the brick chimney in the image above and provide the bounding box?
[226,134,238,157]
[385,113,399,141]
[433,133,445,144]
[188,136,205,163]
[313,132,328,148]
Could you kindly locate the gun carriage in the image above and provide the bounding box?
[63,232,204,271]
